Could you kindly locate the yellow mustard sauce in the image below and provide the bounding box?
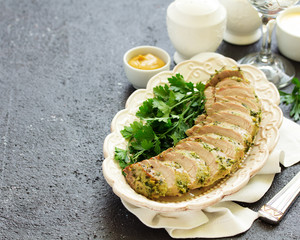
[128,53,165,70]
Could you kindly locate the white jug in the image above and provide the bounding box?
[166,0,227,63]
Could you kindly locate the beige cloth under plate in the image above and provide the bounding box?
[122,117,300,238]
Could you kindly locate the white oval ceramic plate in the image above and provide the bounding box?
[102,56,283,212]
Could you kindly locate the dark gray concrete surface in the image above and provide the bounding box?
[0,0,299,239]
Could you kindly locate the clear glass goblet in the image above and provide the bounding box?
[238,0,299,88]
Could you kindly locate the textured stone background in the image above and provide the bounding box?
[0,0,299,239]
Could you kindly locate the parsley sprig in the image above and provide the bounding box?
[279,77,300,122]
[115,74,206,169]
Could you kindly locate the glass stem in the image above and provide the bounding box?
[259,15,276,63]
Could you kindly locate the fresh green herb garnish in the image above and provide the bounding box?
[279,77,300,121]
[114,74,206,169]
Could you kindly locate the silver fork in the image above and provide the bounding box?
[258,171,300,224]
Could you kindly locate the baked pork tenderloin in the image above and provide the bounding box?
[123,68,261,199]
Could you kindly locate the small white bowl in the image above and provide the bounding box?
[123,46,171,89]
[276,6,300,62]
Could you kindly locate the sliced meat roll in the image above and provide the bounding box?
[186,121,251,147]
[206,101,250,115]
[204,86,215,112]
[160,149,210,189]
[124,68,261,199]
[175,140,234,187]
[215,77,250,88]
[144,159,190,196]
[124,161,169,199]
[187,134,245,161]
[205,69,244,88]
[124,159,190,199]
[215,85,257,100]
[218,96,261,113]
[205,110,259,136]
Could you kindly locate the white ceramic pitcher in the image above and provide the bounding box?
[166,0,227,63]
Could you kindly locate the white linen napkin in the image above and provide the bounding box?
[277,117,300,167]
[122,117,300,238]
